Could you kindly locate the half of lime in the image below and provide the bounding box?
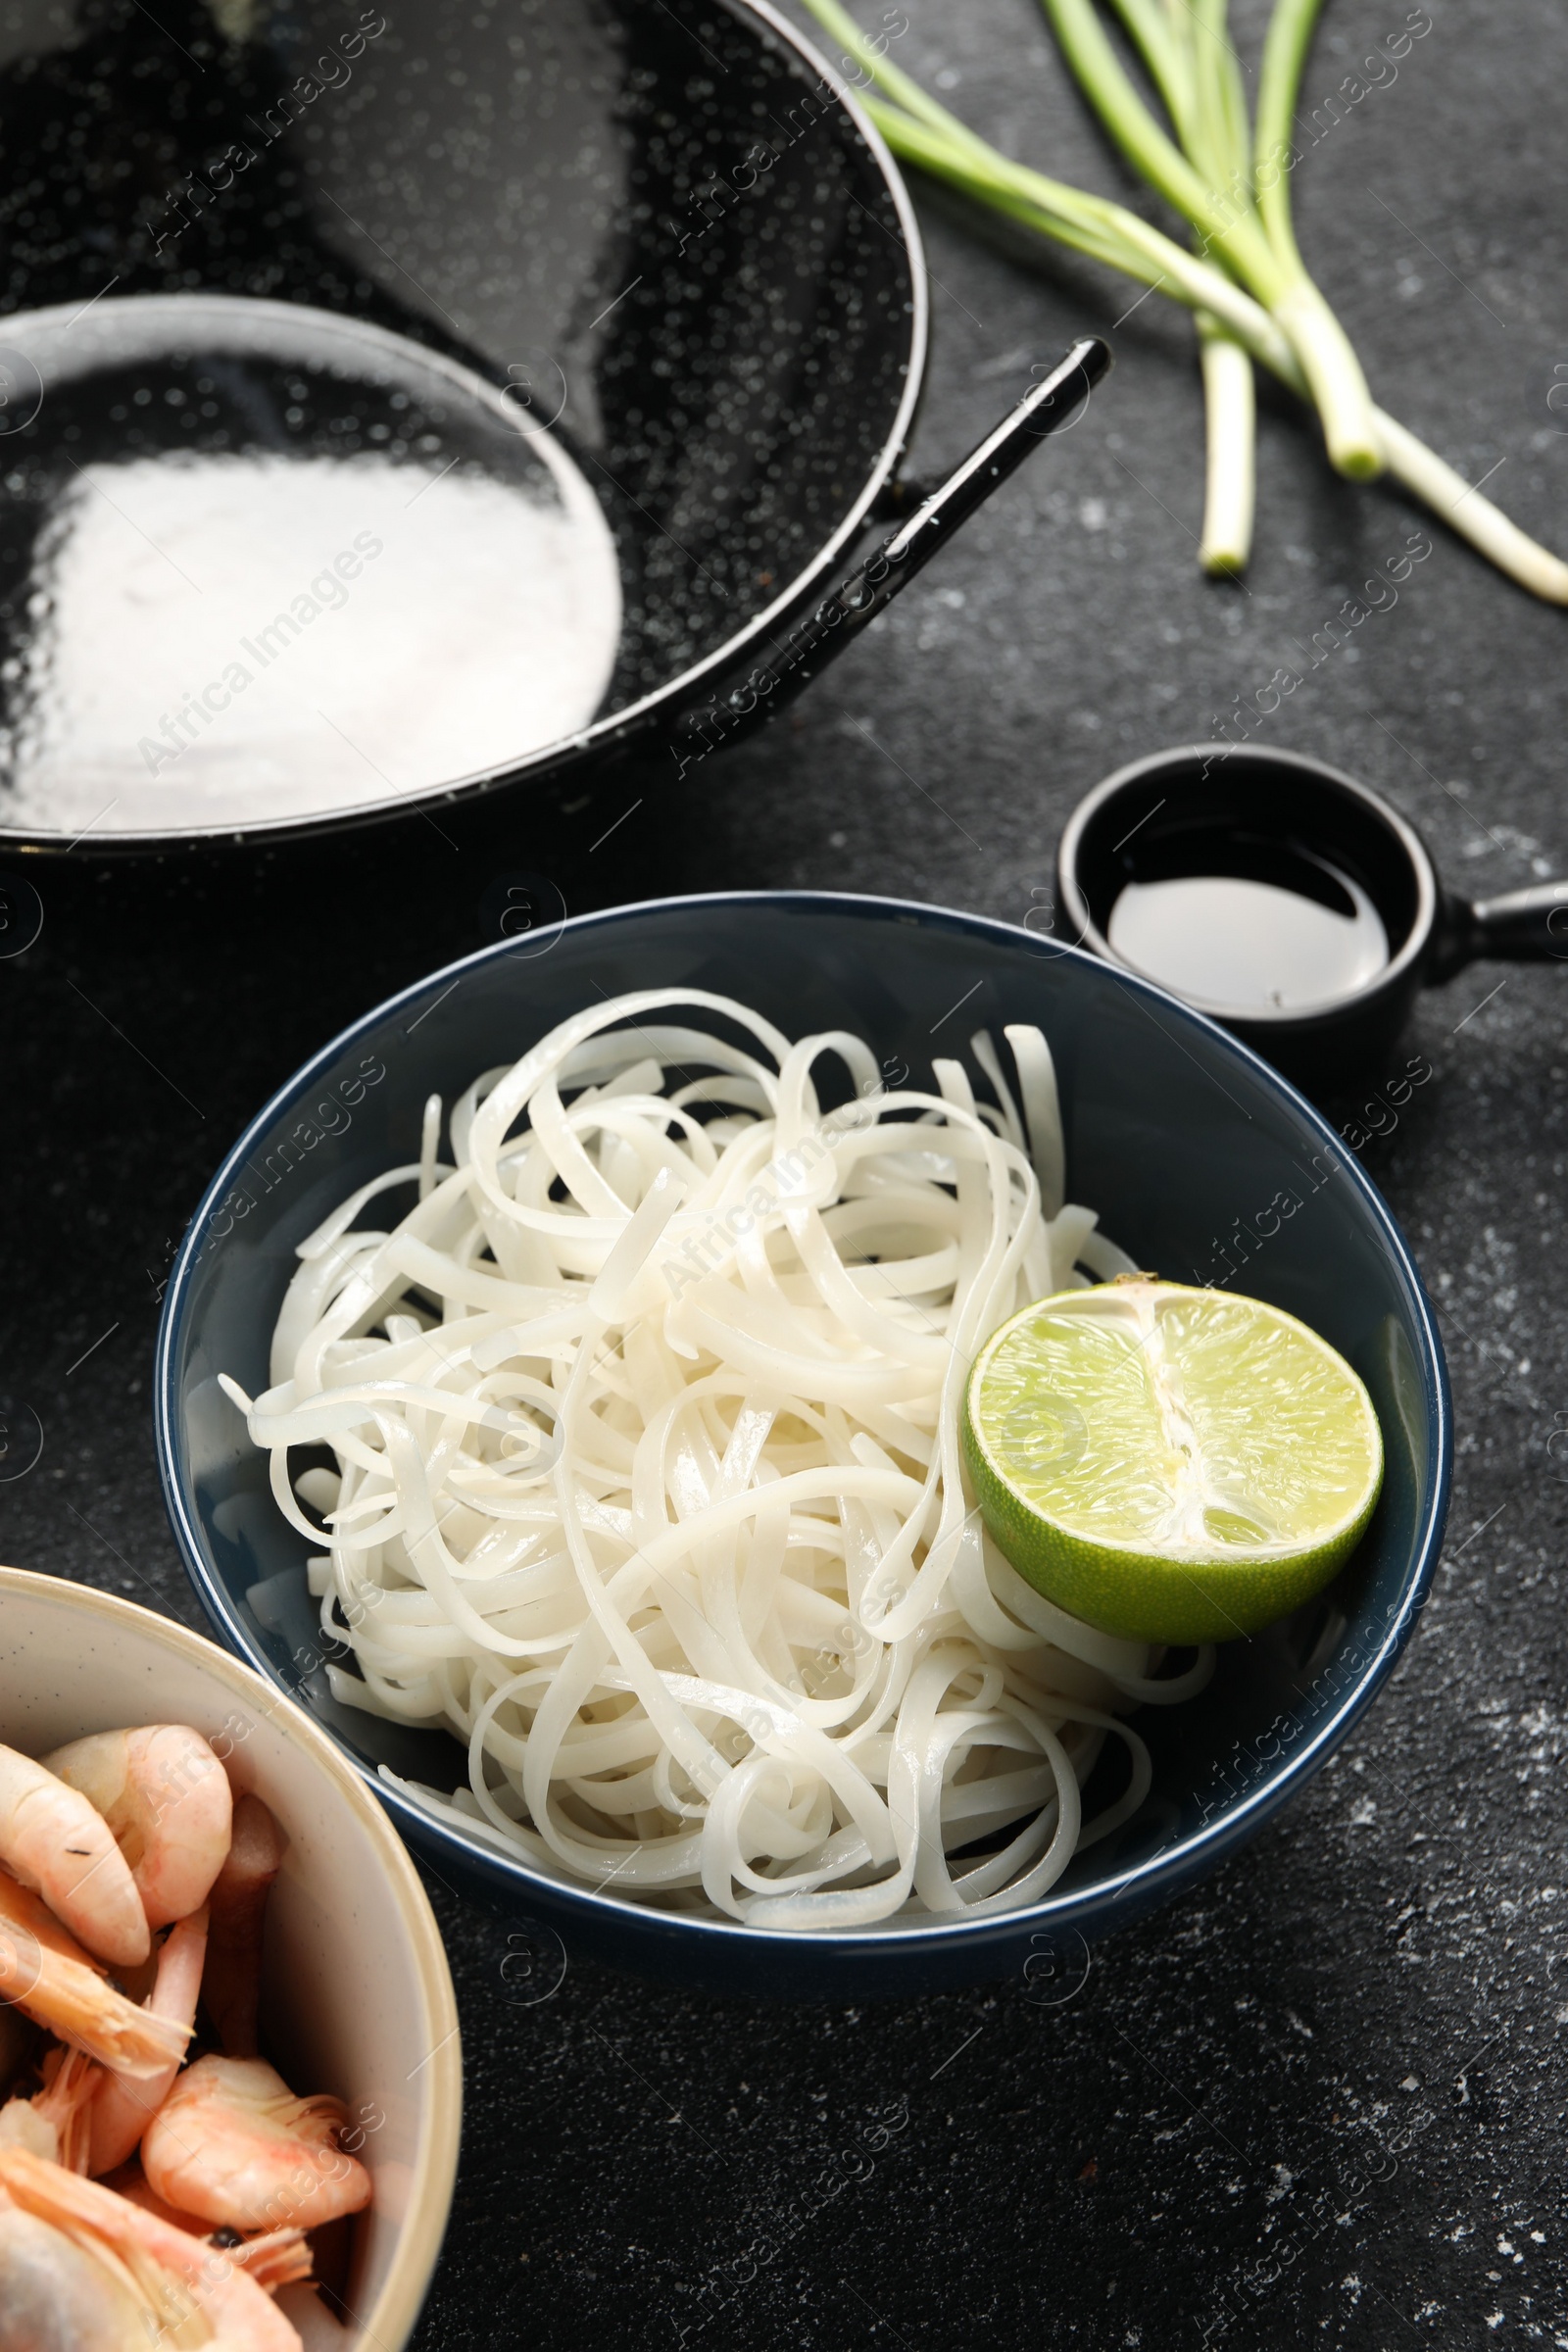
[962,1279,1383,1643]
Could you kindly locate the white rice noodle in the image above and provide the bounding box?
[227,990,1213,1928]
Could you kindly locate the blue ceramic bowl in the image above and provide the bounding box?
[156,893,1449,1998]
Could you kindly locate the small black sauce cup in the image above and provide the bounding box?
[1055,744,1568,1092]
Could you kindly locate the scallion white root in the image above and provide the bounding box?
[1197,319,1256,574]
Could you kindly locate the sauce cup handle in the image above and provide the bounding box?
[1432,879,1568,974]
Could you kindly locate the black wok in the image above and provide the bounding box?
[0,0,1106,850]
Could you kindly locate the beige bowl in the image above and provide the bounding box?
[0,1564,462,2350]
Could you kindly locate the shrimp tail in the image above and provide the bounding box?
[0,1875,172,2088]
[32,2046,97,2173]
[0,1938,191,2081]
[233,2225,316,2292]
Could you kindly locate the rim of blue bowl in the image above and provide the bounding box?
[155,890,1452,1958]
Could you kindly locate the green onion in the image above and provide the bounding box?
[1040,0,1381,478]
[1164,0,1259,570]
[1196,318,1255,577]
[805,0,1568,601]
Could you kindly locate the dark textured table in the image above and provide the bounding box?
[4,0,1568,2342]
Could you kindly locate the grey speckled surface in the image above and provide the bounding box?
[3,0,1568,2343]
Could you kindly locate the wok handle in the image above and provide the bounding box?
[667,337,1111,776]
[1434,879,1568,974]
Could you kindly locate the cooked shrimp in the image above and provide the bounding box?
[0,2200,150,2349]
[0,2143,302,2349]
[204,1791,286,2058]
[45,1723,233,1930]
[0,1740,147,1967]
[106,2163,316,2293]
[226,2227,316,2294]
[0,2044,95,2169]
[102,2155,205,2227]
[143,2055,371,2231]
[0,1872,188,2081]
[0,1911,210,2177]
[0,1868,105,1969]
[87,1905,209,2177]
[0,1902,210,2181]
